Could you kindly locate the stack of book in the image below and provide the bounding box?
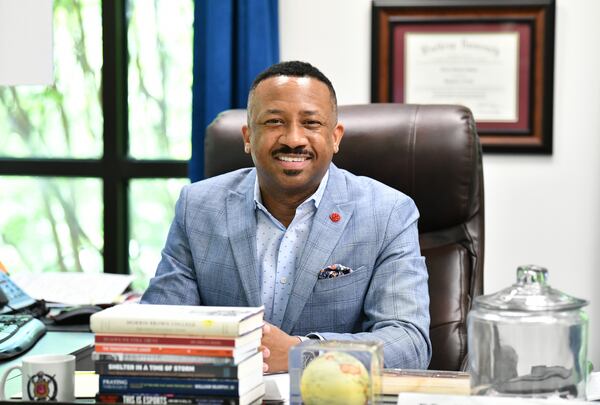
[90,304,265,405]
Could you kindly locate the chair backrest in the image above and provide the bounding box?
[205,103,484,371]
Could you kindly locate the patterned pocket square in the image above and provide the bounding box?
[317,264,353,279]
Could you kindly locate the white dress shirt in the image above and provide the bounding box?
[253,171,329,328]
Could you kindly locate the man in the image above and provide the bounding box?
[142,61,431,372]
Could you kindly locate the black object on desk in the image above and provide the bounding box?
[51,305,103,326]
[0,314,46,360]
[40,305,104,333]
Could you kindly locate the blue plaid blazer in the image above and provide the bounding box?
[142,164,431,368]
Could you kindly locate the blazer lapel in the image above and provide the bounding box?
[226,171,262,307]
[280,165,355,333]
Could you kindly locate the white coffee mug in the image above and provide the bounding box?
[0,354,75,401]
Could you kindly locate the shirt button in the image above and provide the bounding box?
[280,277,288,284]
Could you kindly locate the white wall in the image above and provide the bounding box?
[280,0,600,367]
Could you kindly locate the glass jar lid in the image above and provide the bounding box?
[473,265,588,311]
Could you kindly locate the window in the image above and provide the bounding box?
[0,0,193,291]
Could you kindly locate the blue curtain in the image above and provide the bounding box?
[190,0,279,182]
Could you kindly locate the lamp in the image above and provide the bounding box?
[0,0,53,85]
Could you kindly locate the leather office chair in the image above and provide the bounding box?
[204,104,484,371]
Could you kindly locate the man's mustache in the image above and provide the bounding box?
[271,146,314,158]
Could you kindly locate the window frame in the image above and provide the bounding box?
[0,0,188,275]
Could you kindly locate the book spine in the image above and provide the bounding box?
[95,335,237,347]
[94,361,240,379]
[91,317,242,336]
[95,343,237,357]
[92,352,236,365]
[99,376,240,396]
[96,393,241,405]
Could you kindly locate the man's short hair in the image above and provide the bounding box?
[248,61,338,114]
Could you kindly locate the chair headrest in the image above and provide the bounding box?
[205,104,482,232]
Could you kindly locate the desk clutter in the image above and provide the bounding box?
[89,304,266,404]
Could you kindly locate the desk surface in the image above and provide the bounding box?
[0,331,94,399]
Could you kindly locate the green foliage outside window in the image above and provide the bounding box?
[0,0,192,292]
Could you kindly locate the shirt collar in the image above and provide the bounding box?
[253,169,330,210]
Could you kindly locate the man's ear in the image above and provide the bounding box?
[241,125,251,154]
[332,123,344,154]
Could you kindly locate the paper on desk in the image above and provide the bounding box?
[264,373,289,402]
[75,371,99,399]
[396,393,594,404]
[12,272,133,305]
[587,371,600,401]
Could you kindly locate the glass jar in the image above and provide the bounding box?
[467,265,588,399]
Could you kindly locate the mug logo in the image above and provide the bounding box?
[27,372,58,401]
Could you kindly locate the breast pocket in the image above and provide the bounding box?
[312,265,368,294]
[300,266,368,332]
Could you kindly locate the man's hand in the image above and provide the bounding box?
[260,322,302,373]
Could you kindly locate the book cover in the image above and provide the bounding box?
[94,351,263,379]
[94,327,262,347]
[96,382,265,405]
[99,373,263,396]
[382,369,471,395]
[90,304,264,337]
[92,351,253,365]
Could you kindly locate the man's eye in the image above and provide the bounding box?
[304,120,322,128]
[264,119,283,126]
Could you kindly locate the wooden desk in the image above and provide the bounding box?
[0,331,94,399]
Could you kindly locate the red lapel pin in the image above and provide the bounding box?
[329,212,341,223]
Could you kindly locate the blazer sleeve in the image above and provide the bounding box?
[140,186,202,305]
[314,197,432,369]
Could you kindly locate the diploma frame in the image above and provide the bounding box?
[372,0,555,154]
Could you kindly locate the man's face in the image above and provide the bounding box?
[242,76,344,198]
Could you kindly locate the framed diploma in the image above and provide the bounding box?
[372,0,555,154]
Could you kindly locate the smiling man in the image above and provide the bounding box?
[141,61,431,372]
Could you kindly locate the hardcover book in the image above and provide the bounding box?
[90,304,264,336]
[95,327,262,347]
[94,351,263,379]
[99,373,263,396]
[382,369,471,396]
[92,351,255,366]
[94,339,259,361]
[95,339,260,357]
[96,382,265,405]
